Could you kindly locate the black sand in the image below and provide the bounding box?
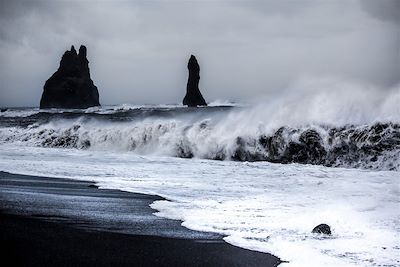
[0,171,281,266]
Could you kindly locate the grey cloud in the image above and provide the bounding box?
[0,0,399,107]
[360,0,400,24]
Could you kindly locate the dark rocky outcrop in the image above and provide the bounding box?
[40,45,100,109]
[312,224,331,235]
[183,55,207,107]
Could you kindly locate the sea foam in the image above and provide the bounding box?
[0,145,398,267]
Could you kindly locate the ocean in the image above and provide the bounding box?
[0,103,399,267]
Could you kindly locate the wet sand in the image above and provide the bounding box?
[0,171,281,266]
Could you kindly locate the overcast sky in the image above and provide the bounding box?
[0,0,399,107]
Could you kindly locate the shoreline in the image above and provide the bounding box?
[0,171,281,266]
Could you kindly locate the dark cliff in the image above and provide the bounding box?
[40,45,100,109]
[183,55,207,107]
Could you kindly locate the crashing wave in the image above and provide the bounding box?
[238,123,399,170]
[1,115,398,170]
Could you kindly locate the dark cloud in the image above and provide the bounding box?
[360,0,400,24]
[0,0,399,107]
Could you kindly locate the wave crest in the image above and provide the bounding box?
[1,116,398,170]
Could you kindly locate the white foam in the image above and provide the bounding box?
[0,108,40,117]
[207,99,240,106]
[0,144,398,267]
[1,109,398,170]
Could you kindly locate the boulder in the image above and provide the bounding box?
[183,55,207,107]
[312,224,331,235]
[40,45,100,109]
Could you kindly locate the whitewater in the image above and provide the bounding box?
[1,82,399,266]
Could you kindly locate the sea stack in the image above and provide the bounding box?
[40,45,100,109]
[183,55,207,107]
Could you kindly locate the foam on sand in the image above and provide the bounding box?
[0,144,398,267]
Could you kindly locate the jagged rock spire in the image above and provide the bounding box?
[40,45,100,109]
[183,55,207,107]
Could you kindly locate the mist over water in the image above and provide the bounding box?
[1,78,399,170]
[247,77,400,127]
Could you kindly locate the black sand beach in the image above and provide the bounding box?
[0,171,281,267]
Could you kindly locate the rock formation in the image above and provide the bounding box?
[40,45,100,109]
[183,55,207,107]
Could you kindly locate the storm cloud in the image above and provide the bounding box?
[0,0,399,107]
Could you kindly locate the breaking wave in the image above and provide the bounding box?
[1,80,399,171]
[1,112,399,171]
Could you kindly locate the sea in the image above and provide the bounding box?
[0,100,399,267]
